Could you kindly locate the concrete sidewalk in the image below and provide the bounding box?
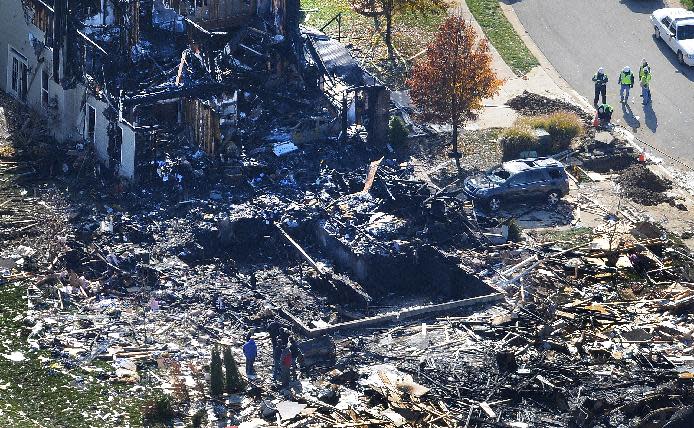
[452,1,589,131]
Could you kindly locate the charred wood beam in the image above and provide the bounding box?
[275,223,325,276]
[121,82,228,107]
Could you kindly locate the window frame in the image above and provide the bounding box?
[86,104,96,144]
[41,69,50,108]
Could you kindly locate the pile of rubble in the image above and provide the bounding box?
[616,164,675,206]
[3,76,694,427]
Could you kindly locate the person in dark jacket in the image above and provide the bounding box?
[267,321,282,379]
[242,334,257,378]
[288,336,305,380]
[592,67,608,105]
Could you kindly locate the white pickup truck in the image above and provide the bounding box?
[651,8,694,66]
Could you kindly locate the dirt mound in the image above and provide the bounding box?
[615,164,674,206]
[507,91,591,121]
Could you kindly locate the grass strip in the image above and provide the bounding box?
[465,0,539,75]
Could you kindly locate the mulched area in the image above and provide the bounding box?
[506,91,592,121]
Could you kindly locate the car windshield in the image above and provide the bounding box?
[486,167,512,183]
[679,24,694,40]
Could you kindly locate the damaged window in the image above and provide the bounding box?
[11,58,19,93]
[32,3,53,36]
[86,105,96,144]
[487,167,511,182]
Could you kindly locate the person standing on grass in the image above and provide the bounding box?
[242,334,257,378]
[592,67,608,105]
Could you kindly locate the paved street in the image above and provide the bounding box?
[511,0,694,167]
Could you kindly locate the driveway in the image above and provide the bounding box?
[510,0,694,167]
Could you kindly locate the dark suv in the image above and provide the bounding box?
[463,158,570,211]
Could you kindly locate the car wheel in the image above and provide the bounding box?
[678,51,685,64]
[654,26,660,39]
[488,196,502,212]
[547,191,561,206]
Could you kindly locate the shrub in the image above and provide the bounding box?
[499,124,538,160]
[141,394,175,426]
[388,116,409,146]
[522,111,583,151]
[0,144,16,159]
[223,346,245,394]
[505,219,524,243]
[191,408,207,428]
[210,347,224,397]
[501,111,584,159]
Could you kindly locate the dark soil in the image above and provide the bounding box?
[506,91,592,122]
[615,164,674,206]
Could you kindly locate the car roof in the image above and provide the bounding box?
[667,8,694,20]
[675,18,694,26]
[501,158,564,174]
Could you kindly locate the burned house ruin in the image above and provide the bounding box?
[0,0,389,182]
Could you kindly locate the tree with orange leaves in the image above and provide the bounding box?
[408,17,502,158]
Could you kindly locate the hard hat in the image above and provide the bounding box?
[624,66,631,72]
[598,67,604,74]
[642,58,647,64]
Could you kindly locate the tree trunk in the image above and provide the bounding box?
[452,120,459,155]
[385,11,394,59]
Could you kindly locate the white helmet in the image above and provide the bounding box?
[624,66,631,73]
[598,67,605,74]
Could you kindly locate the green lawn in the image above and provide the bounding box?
[683,0,694,10]
[465,0,539,76]
[0,282,144,427]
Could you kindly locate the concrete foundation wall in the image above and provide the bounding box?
[315,220,491,299]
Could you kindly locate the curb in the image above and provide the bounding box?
[498,1,595,115]
[498,1,694,200]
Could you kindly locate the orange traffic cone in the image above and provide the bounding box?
[593,112,599,128]
[638,151,646,163]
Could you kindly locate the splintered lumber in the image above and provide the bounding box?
[275,223,324,275]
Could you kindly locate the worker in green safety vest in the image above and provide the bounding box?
[618,66,635,104]
[639,63,652,105]
[597,103,614,126]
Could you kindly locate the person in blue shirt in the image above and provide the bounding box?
[242,334,257,378]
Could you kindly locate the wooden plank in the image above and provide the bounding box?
[275,223,324,275]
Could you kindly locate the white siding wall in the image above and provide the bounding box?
[119,122,136,180]
[84,96,110,165]
[0,0,86,142]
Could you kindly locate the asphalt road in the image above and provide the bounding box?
[510,0,694,167]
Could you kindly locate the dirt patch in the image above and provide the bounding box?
[615,164,674,206]
[507,91,591,121]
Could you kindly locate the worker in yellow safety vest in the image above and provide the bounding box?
[639,65,652,105]
[618,66,635,104]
